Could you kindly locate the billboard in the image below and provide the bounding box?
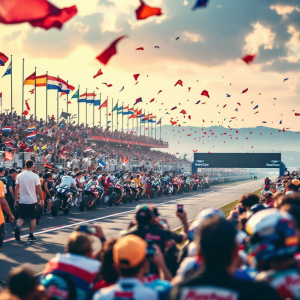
[194,153,281,168]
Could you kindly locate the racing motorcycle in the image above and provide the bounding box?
[109,180,128,206]
[79,182,104,212]
[51,184,73,216]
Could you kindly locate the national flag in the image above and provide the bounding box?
[1,126,13,133]
[84,146,93,152]
[93,68,103,78]
[135,0,163,20]
[0,52,8,66]
[99,99,108,110]
[112,103,118,111]
[157,118,161,125]
[98,158,107,168]
[4,151,13,162]
[129,109,138,119]
[0,0,77,30]
[86,93,96,103]
[96,35,128,65]
[117,106,123,112]
[122,155,129,163]
[47,76,75,93]
[134,97,142,105]
[0,92,2,106]
[60,92,67,97]
[71,89,79,99]
[78,93,87,103]
[27,125,36,132]
[94,99,101,106]
[60,112,71,119]
[122,107,134,115]
[192,0,209,10]
[23,72,47,86]
[2,61,11,77]
[41,144,47,150]
[26,131,37,139]
[295,113,300,116]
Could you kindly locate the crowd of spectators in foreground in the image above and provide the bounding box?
[2,172,300,299]
[0,112,188,167]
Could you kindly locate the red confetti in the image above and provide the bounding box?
[135,0,162,20]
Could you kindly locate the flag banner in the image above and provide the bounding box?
[23,73,47,86]
[78,93,86,103]
[26,131,37,139]
[99,99,108,109]
[134,97,142,105]
[27,125,36,132]
[0,92,2,106]
[122,154,129,163]
[0,52,8,66]
[157,118,161,125]
[41,144,47,150]
[93,68,103,78]
[2,61,11,77]
[60,112,71,119]
[47,76,74,93]
[4,151,13,162]
[97,158,107,167]
[112,103,118,111]
[94,99,101,106]
[86,93,96,103]
[0,0,77,30]
[122,107,134,115]
[137,114,145,118]
[84,146,93,152]
[1,126,13,133]
[71,89,79,99]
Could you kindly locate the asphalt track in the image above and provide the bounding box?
[0,178,265,281]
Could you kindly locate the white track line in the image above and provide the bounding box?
[4,180,258,243]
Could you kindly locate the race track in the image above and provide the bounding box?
[0,178,265,282]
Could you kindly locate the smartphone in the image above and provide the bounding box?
[146,241,156,258]
[177,204,183,214]
[77,225,96,234]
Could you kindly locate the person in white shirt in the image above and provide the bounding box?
[14,160,43,242]
[93,235,158,300]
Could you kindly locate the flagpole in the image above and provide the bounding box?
[122,102,124,132]
[93,91,95,127]
[136,107,138,136]
[140,112,142,136]
[10,55,12,115]
[148,111,149,137]
[143,109,145,136]
[57,75,59,122]
[160,118,162,140]
[116,100,118,132]
[46,71,48,123]
[34,67,36,121]
[112,98,114,132]
[67,80,69,116]
[155,120,157,140]
[85,88,87,128]
[78,85,80,126]
[106,96,108,130]
[99,93,101,129]
[127,103,129,133]
[22,58,24,117]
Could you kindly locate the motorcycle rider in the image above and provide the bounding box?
[152,176,161,197]
[61,171,78,206]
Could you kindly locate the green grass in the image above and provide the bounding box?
[174,186,264,234]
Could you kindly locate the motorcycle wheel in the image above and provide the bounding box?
[128,194,134,202]
[79,195,89,212]
[109,192,117,206]
[51,199,61,216]
[150,188,155,198]
[122,195,128,203]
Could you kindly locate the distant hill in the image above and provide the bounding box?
[157,125,300,167]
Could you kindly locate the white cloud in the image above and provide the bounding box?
[183,0,189,6]
[217,5,222,9]
[270,5,300,20]
[182,31,204,43]
[74,22,89,34]
[244,22,275,54]
[285,26,300,63]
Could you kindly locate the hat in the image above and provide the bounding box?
[292,179,300,186]
[135,205,153,224]
[113,235,147,268]
[0,167,4,173]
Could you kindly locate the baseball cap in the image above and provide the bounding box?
[113,235,147,268]
[135,205,153,224]
[292,179,300,186]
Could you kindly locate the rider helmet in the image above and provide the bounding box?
[67,171,73,176]
[93,175,98,180]
[246,209,298,270]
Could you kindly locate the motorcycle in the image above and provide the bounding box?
[51,184,73,216]
[123,182,134,202]
[109,181,128,206]
[79,182,104,212]
[130,184,142,201]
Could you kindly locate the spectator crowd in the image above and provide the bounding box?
[2,172,300,299]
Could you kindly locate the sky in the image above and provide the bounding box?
[0,0,300,134]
